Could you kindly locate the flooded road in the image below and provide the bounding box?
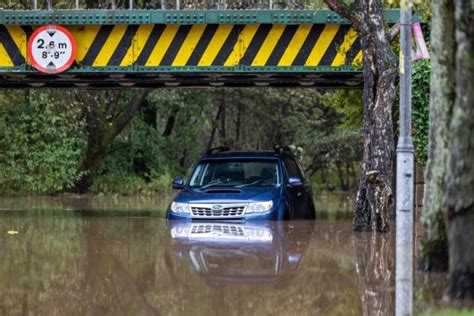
[0,195,446,315]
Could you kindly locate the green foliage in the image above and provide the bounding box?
[0,85,366,195]
[324,90,363,129]
[0,90,85,194]
[385,0,431,16]
[91,89,216,194]
[152,89,216,169]
[306,129,362,192]
[412,59,431,166]
[92,171,146,195]
[419,309,474,316]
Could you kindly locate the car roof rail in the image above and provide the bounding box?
[205,146,231,156]
[274,145,292,155]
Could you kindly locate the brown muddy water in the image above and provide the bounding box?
[0,193,447,316]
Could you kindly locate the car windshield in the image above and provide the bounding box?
[189,160,280,187]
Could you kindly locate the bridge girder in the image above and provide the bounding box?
[0,9,410,88]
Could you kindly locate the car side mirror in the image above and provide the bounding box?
[172,177,185,190]
[288,176,303,187]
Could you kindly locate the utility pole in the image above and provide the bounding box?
[396,4,414,316]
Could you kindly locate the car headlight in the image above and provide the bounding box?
[170,202,190,214]
[245,201,273,214]
[170,226,191,238]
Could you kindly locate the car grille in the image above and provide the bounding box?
[190,204,246,217]
[191,224,245,236]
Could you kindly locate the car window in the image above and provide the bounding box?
[284,156,306,182]
[284,157,301,179]
[189,160,280,187]
[294,159,306,180]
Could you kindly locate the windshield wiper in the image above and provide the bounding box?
[201,179,224,189]
[236,179,266,188]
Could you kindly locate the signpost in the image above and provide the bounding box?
[27,25,76,74]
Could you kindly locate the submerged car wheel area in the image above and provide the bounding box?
[166,147,316,221]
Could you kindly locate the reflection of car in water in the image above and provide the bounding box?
[168,221,314,285]
[167,146,316,221]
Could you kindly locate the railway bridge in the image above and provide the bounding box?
[0,9,409,88]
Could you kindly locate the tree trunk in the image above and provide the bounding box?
[206,104,224,151]
[335,161,348,191]
[352,233,394,315]
[141,99,157,130]
[162,106,179,137]
[419,0,455,272]
[73,105,114,193]
[219,93,227,146]
[325,0,398,232]
[235,103,242,148]
[443,0,474,300]
[73,90,150,193]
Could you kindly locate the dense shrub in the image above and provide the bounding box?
[412,59,431,166]
[0,91,85,193]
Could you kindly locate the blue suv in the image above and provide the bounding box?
[167,147,315,221]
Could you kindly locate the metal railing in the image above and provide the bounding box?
[1,0,325,10]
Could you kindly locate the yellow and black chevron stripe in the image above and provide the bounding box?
[0,24,362,68]
[0,25,27,66]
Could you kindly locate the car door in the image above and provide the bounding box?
[283,157,306,219]
[294,158,313,218]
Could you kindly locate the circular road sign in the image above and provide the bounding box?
[28,25,76,74]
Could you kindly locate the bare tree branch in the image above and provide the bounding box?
[114,89,151,136]
[388,22,401,42]
[324,0,364,29]
[106,90,123,117]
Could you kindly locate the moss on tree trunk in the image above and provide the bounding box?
[419,0,455,271]
[422,0,474,300]
[443,0,474,300]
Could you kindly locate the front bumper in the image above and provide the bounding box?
[167,206,281,221]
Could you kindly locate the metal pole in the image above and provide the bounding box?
[76,0,79,9]
[129,0,133,9]
[396,4,414,316]
[46,0,52,10]
[34,0,37,9]
[176,0,179,10]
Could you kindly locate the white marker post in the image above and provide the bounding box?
[27,25,76,74]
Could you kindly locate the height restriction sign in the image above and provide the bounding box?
[27,25,76,74]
